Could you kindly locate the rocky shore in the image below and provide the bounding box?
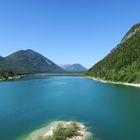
[85,76,140,88]
[23,121,93,140]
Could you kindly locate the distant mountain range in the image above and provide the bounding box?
[0,49,64,74]
[60,64,87,72]
[86,23,140,83]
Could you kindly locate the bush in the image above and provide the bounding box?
[45,122,80,140]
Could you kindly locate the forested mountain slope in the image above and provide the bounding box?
[86,23,140,83]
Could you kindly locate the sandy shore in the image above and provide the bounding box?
[21,121,93,140]
[22,121,57,140]
[85,76,140,88]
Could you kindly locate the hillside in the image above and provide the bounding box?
[60,64,87,72]
[0,50,64,74]
[0,69,15,80]
[0,56,3,60]
[86,23,140,83]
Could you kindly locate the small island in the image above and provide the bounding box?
[24,121,93,140]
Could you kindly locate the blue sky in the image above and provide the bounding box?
[0,0,139,68]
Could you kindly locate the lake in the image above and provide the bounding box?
[0,76,140,140]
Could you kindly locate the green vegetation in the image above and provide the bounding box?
[85,23,140,83]
[0,69,15,80]
[23,121,95,140]
[42,122,80,140]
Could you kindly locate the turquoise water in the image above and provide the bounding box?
[0,76,140,140]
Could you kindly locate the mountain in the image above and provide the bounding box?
[60,64,87,72]
[0,56,3,60]
[0,49,64,74]
[86,23,140,83]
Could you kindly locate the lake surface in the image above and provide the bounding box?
[0,76,140,140]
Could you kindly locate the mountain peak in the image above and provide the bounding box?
[121,23,140,43]
[60,64,87,72]
[26,49,34,52]
[25,49,38,54]
[0,50,64,74]
[14,49,36,54]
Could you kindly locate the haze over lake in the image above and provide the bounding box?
[0,76,140,140]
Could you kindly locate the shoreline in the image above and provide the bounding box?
[1,74,140,88]
[84,76,140,88]
[25,121,57,140]
[21,121,93,140]
[21,72,82,77]
[0,73,81,82]
[0,75,21,81]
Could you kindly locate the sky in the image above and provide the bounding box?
[0,0,140,68]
